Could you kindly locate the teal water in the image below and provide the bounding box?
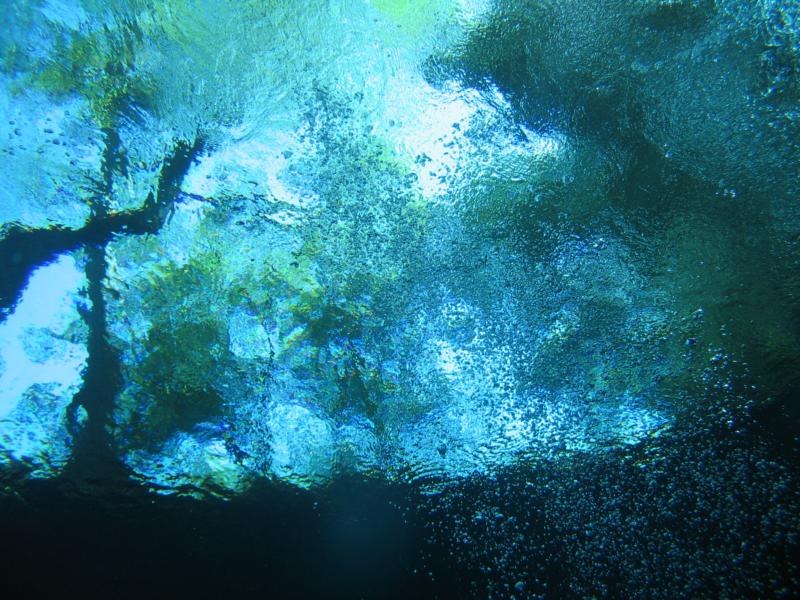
[1,1,799,597]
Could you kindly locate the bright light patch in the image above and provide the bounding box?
[0,254,88,418]
[384,80,480,198]
[435,340,468,376]
[183,133,317,209]
[0,252,89,477]
[379,77,565,200]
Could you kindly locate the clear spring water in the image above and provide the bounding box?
[1,1,799,597]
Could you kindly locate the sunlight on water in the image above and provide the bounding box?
[1,1,799,595]
[0,253,88,476]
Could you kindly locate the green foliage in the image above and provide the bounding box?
[27,27,145,127]
[124,256,233,442]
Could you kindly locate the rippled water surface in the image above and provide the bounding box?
[1,1,799,597]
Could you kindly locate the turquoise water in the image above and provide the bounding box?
[1,1,799,597]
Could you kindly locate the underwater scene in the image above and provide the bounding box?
[1,0,799,597]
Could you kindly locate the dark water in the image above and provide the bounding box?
[2,419,798,597]
[1,475,432,597]
[2,1,800,597]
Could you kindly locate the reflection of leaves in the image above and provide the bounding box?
[110,83,435,446]
[26,26,147,127]
[296,89,430,308]
[2,42,25,74]
[122,252,234,444]
[128,315,230,447]
[143,320,229,390]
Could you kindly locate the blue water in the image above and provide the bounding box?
[1,1,799,597]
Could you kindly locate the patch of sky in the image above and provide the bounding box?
[0,252,89,477]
